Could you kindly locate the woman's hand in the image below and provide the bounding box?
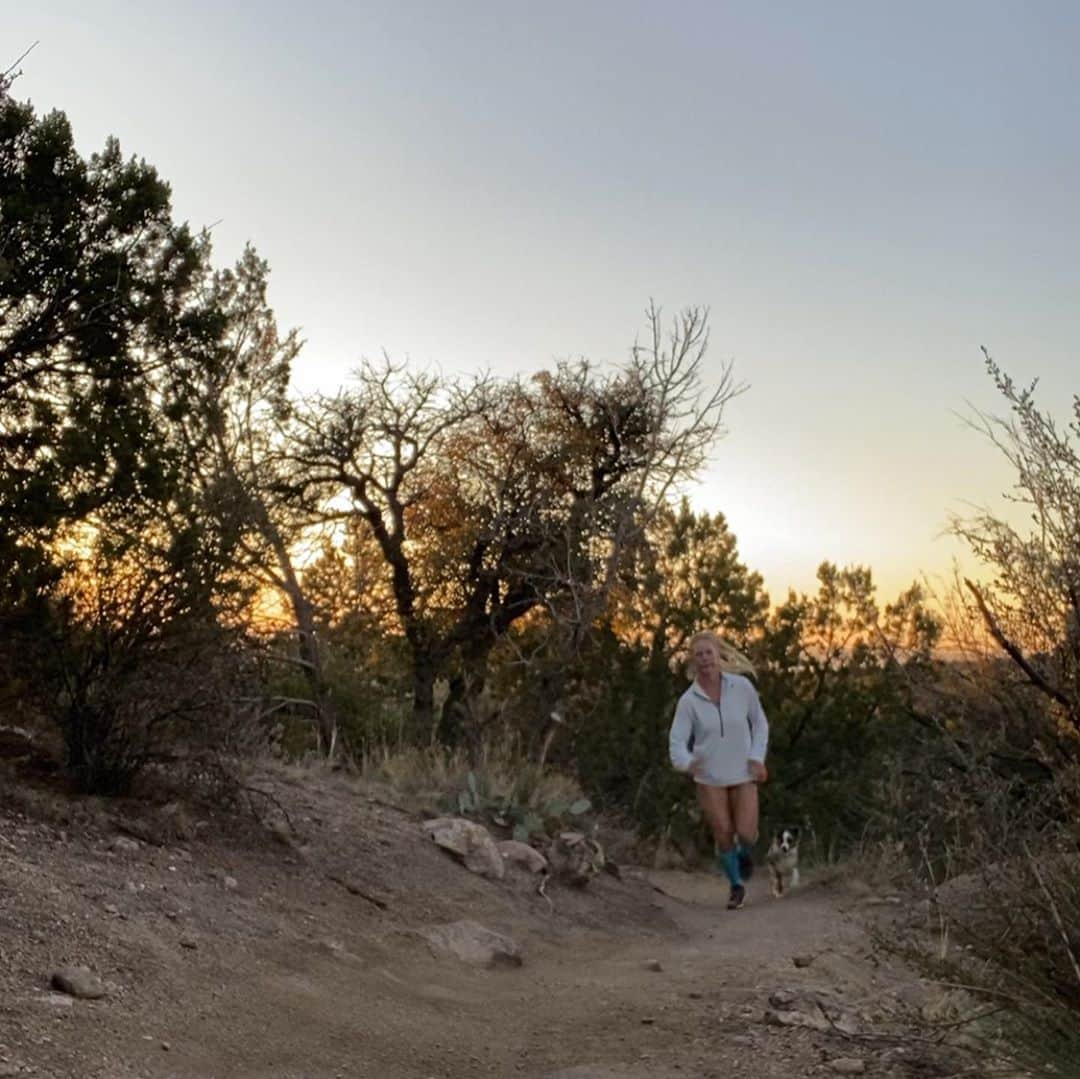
[748,759,768,784]
[686,755,703,778]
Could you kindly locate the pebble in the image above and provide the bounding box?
[50,967,106,1000]
[828,1059,866,1075]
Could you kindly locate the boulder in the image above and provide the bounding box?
[419,919,522,968]
[422,817,505,880]
[497,840,548,874]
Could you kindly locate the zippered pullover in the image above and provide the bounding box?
[668,673,769,787]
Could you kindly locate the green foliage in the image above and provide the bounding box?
[363,744,595,844]
[755,564,940,854]
[0,97,218,538]
[452,765,593,842]
[621,497,770,656]
[559,553,941,866]
[0,93,283,792]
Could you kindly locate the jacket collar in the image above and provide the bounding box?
[689,674,729,701]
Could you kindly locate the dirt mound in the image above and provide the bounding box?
[1,762,957,1078]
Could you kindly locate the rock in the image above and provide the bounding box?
[828,1059,866,1075]
[763,989,859,1035]
[50,966,106,1000]
[764,1008,816,1029]
[792,954,814,968]
[180,936,198,949]
[103,903,119,916]
[0,1064,21,1077]
[547,831,604,887]
[644,959,663,972]
[223,875,239,891]
[497,839,548,875]
[422,818,505,880]
[419,919,522,968]
[110,836,141,854]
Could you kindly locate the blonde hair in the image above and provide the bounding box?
[687,631,756,678]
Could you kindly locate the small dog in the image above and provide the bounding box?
[765,827,801,897]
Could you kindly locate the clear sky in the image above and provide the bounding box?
[8,1,1078,602]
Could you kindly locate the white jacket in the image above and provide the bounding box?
[668,673,769,787]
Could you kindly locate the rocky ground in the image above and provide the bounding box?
[0,752,971,1079]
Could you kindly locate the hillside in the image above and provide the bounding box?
[1,756,962,1079]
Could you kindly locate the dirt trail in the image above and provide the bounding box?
[0,765,934,1079]
[168,876,870,1079]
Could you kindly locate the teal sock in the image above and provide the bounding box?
[715,847,743,887]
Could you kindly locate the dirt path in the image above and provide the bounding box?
[111,875,882,1079]
[1,767,935,1079]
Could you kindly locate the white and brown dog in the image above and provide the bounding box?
[765,826,801,897]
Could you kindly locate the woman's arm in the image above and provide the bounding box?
[668,697,696,773]
[748,685,769,764]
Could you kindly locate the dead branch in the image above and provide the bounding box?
[965,578,1075,723]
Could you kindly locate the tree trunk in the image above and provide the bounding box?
[439,639,493,759]
[286,583,336,757]
[265,522,336,758]
[411,651,438,746]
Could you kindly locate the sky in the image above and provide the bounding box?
[6,1,1078,603]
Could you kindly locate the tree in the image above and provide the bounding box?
[0,92,272,788]
[757,563,940,850]
[170,248,341,751]
[286,304,740,747]
[40,483,253,794]
[617,497,770,659]
[0,97,217,541]
[952,350,1080,735]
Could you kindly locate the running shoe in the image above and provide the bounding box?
[727,884,746,910]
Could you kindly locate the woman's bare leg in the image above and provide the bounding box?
[696,783,735,852]
[729,782,760,847]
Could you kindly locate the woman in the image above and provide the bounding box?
[668,631,769,910]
